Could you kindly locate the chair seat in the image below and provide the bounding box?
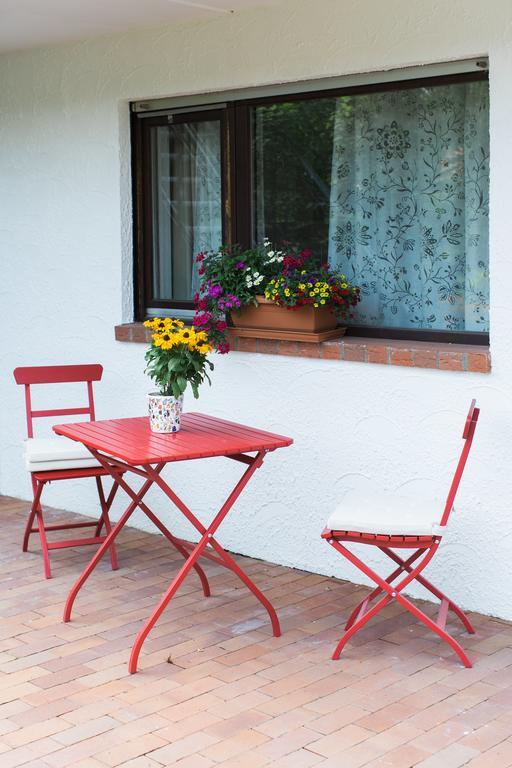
[326,490,446,537]
[24,437,100,472]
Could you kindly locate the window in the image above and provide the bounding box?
[132,67,489,343]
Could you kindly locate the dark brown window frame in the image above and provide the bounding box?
[131,69,489,346]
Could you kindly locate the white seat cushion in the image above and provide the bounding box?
[326,490,446,537]
[24,437,100,472]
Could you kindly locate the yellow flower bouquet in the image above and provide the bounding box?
[143,318,214,433]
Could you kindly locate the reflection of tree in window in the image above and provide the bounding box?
[253,99,335,261]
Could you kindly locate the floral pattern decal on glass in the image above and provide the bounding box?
[328,81,489,331]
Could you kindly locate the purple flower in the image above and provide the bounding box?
[218,294,240,312]
[226,294,241,308]
[207,283,223,299]
[235,261,246,270]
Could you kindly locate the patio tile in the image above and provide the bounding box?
[305,723,374,757]
[199,727,269,761]
[363,743,433,767]
[308,704,369,735]
[251,725,320,760]
[271,748,325,767]
[414,743,479,767]
[93,733,168,766]
[2,494,512,768]
[141,731,220,764]
[465,739,512,767]
[458,718,511,751]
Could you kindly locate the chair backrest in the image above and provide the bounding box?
[440,399,480,526]
[13,364,103,438]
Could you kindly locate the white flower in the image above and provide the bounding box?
[267,250,275,258]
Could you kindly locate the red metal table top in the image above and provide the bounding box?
[53,413,293,465]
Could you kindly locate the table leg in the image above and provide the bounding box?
[63,469,158,622]
[129,452,280,673]
[129,532,211,673]
[208,538,280,638]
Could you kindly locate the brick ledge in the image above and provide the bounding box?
[114,323,490,373]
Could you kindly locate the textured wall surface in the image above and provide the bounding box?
[1,0,512,619]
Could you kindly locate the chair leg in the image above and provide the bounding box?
[95,477,119,571]
[327,538,472,667]
[380,547,475,635]
[22,477,41,552]
[29,481,52,579]
[396,591,472,668]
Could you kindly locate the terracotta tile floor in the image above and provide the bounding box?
[2,495,512,768]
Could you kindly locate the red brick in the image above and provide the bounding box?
[236,337,258,353]
[114,325,131,342]
[390,349,414,367]
[296,343,321,359]
[321,342,342,360]
[413,349,438,369]
[115,323,150,343]
[439,351,465,371]
[367,345,389,365]
[343,343,367,362]
[256,339,280,355]
[468,351,491,373]
[277,341,299,356]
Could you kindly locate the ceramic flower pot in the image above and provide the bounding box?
[148,393,184,433]
[231,296,338,332]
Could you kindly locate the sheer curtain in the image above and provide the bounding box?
[151,127,173,300]
[328,81,489,331]
[189,120,222,295]
[151,119,222,302]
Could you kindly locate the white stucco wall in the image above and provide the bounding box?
[1,0,511,620]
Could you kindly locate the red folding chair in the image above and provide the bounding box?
[14,364,119,579]
[322,400,480,668]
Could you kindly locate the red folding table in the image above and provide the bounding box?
[53,413,292,673]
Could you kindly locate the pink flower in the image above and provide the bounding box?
[195,252,205,263]
[218,342,230,354]
[215,320,227,331]
[193,311,212,327]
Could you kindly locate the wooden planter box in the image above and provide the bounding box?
[230,296,346,343]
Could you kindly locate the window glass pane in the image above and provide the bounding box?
[253,99,335,260]
[149,119,222,302]
[253,81,489,332]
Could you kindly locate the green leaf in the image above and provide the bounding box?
[171,381,182,398]
[167,358,182,372]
